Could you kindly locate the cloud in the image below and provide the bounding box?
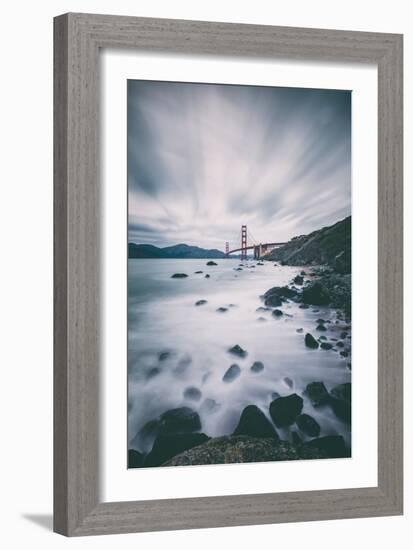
[128,80,351,250]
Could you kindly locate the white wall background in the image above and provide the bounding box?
[0,1,409,548]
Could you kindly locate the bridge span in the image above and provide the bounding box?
[226,225,286,260]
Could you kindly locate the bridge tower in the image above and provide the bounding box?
[241,225,247,260]
[225,242,229,256]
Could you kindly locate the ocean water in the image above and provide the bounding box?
[128,258,351,453]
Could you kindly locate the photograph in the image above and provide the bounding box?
[127,79,352,469]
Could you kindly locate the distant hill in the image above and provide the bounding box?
[265,216,351,273]
[128,242,226,259]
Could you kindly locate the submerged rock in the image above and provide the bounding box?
[296,328,304,333]
[216,307,228,313]
[303,435,348,458]
[128,449,144,468]
[195,299,207,306]
[228,344,247,358]
[171,273,188,278]
[222,364,241,383]
[305,381,330,406]
[283,377,293,388]
[296,413,321,437]
[305,333,319,349]
[183,386,202,401]
[159,406,201,435]
[272,309,283,318]
[145,433,209,467]
[269,394,303,427]
[250,361,264,373]
[233,405,279,440]
[146,366,161,379]
[206,261,217,266]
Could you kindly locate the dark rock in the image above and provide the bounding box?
[264,285,298,301]
[195,299,207,306]
[271,391,280,400]
[159,350,173,361]
[250,361,264,373]
[300,271,306,276]
[256,306,270,312]
[272,309,283,318]
[128,449,144,468]
[183,386,202,401]
[235,267,243,271]
[257,317,267,322]
[305,382,330,406]
[171,273,188,278]
[146,367,161,379]
[296,414,321,437]
[319,335,327,340]
[340,331,348,339]
[145,433,209,467]
[320,342,333,350]
[269,394,303,427]
[206,261,217,266]
[138,419,160,443]
[316,318,327,324]
[303,435,348,458]
[296,328,304,333]
[159,407,201,435]
[265,294,283,307]
[330,383,351,403]
[293,275,304,285]
[299,303,310,309]
[283,377,293,388]
[330,398,351,424]
[305,333,319,349]
[316,323,327,331]
[228,344,247,358]
[194,270,203,274]
[301,281,331,306]
[205,274,210,278]
[163,435,327,466]
[174,354,192,375]
[216,307,228,313]
[257,262,264,266]
[223,364,241,382]
[291,431,302,446]
[336,341,345,348]
[233,405,279,440]
[340,350,349,357]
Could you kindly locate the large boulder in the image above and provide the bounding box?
[263,286,298,307]
[303,435,349,458]
[228,344,248,358]
[232,405,279,440]
[330,383,351,403]
[301,281,331,306]
[171,273,188,278]
[304,382,330,406]
[159,406,201,435]
[269,394,303,427]
[222,364,241,382]
[206,261,217,266]
[250,361,264,373]
[305,333,319,349]
[145,433,209,467]
[128,449,144,468]
[296,414,320,437]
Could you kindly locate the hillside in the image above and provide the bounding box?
[265,216,351,273]
[128,242,226,259]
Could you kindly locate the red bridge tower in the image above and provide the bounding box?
[241,225,247,260]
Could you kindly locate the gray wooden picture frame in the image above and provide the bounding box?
[54,13,403,536]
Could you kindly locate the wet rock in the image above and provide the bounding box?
[305,381,330,406]
[264,285,298,301]
[256,306,270,312]
[200,398,221,414]
[159,406,201,435]
[269,394,303,427]
[272,309,283,318]
[171,273,188,278]
[159,350,173,361]
[336,341,345,348]
[340,331,348,339]
[303,435,348,458]
[163,436,327,466]
[273,263,278,267]
[316,324,327,332]
[296,414,320,437]
[257,262,264,266]
[235,267,243,271]
[301,281,331,306]
[206,261,217,266]
[291,431,302,446]
[216,307,228,313]
[250,361,264,373]
[222,364,241,383]
[316,318,327,324]
[300,271,306,276]
[205,274,210,278]
[296,328,304,333]
[146,367,161,379]
[320,342,333,350]
[305,333,319,349]
[271,391,280,400]
[228,344,247,358]
[128,449,144,468]
[195,299,207,306]
[145,433,209,467]
[319,335,327,341]
[265,294,283,307]
[340,350,349,357]
[283,377,293,388]
[330,398,351,424]
[138,419,160,444]
[233,405,279,440]
[293,275,304,285]
[183,386,202,401]
[299,303,310,309]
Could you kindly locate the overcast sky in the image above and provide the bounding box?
[128,80,351,251]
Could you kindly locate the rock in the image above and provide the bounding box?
[319,335,327,340]
[273,263,278,267]
[128,449,144,468]
[171,273,188,278]
[222,364,241,382]
[316,318,326,324]
[316,323,327,331]
[272,309,283,318]
[145,433,209,467]
[296,414,320,437]
[194,270,203,274]
[256,306,270,312]
[271,391,280,400]
[336,341,345,348]
[200,398,220,414]
[163,435,327,466]
[320,342,333,350]
[293,275,304,285]
[216,307,228,313]
[300,271,306,276]
[296,328,304,333]
[305,381,330,406]
[305,333,319,349]
[206,261,217,266]
[228,344,247,358]
[174,354,192,375]
[330,398,351,424]
[303,435,348,458]
[159,350,173,361]
[235,267,243,271]
[330,383,351,403]
[146,366,161,379]
[291,431,302,446]
[264,285,298,301]
[137,419,160,443]
[340,350,349,357]
[340,331,348,339]
[232,405,279,440]
[257,262,264,266]
[159,406,201,435]
[299,303,310,309]
[250,361,264,373]
[257,317,267,322]
[195,299,207,306]
[205,274,210,278]
[265,294,283,307]
[183,386,202,401]
[301,281,331,306]
[283,377,293,388]
[269,394,303,427]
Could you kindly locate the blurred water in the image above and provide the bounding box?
[128,258,351,453]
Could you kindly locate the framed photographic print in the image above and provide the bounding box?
[54,13,403,536]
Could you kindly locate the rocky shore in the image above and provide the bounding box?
[128,261,352,469]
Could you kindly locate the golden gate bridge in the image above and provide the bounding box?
[225,225,286,261]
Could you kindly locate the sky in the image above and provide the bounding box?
[128,80,351,251]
